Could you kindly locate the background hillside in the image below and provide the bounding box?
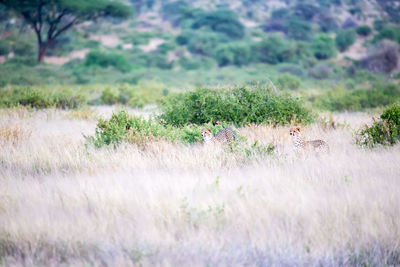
[0,0,399,91]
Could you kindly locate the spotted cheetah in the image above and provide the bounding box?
[201,128,236,145]
[289,127,329,154]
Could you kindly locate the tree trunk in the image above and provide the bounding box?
[37,40,52,63]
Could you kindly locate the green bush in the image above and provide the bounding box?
[356,25,372,36]
[284,17,313,41]
[335,29,356,52]
[357,104,400,147]
[0,86,86,109]
[373,26,400,43]
[0,39,9,56]
[85,50,132,72]
[191,9,245,39]
[214,43,252,67]
[187,32,219,56]
[255,35,295,64]
[276,73,301,90]
[101,87,119,105]
[314,84,400,111]
[308,63,332,79]
[178,56,215,70]
[85,110,204,147]
[159,86,313,126]
[311,34,336,60]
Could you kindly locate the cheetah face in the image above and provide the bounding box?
[201,129,213,142]
[289,127,301,137]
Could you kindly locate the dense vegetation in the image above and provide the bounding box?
[159,86,313,126]
[357,104,400,147]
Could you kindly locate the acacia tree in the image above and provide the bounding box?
[0,0,131,62]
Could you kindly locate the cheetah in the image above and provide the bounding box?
[201,128,236,145]
[289,126,329,154]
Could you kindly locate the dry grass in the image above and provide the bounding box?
[1,109,400,266]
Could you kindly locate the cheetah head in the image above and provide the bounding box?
[289,126,301,137]
[201,128,213,142]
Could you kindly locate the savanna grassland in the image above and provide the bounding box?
[1,105,400,266]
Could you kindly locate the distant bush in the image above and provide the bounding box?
[187,32,219,56]
[341,17,358,29]
[178,56,214,70]
[176,31,196,45]
[293,3,320,20]
[275,73,301,90]
[191,9,245,39]
[86,110,204,147]
[0,39,9,55]
[255,35,295,64]
[317,14,339,32]
[13,40,35,57]
[214,43,252,67]
[373,26,400,43]
[308,63,332,79]
[159,86,313,126]
[277,64,305,77]
[284,17,313,41]
[356,25,372,36]
[314,84,400,111]
[335,29,356,52]
[357,104,400,147]
[360,40,399,73]
[311,34,336,59]
[0,86,86,109]
[85,50,132,72]
[99,83,164,108]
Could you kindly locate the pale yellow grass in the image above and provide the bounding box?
[0,109,399,266]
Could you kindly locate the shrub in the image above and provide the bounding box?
[277,64,305,77]
[336,29,356,52]
[101,87,119,105]
[214,43,252,67]
[0,39,9,56]
[373,26,400,43]
[179,56,215,70]
[284,17,313,41]
[85,110,204,147]
[255,35,295,64]
[357,104,400,147]
[314,84,400,111]
[187,32,219,56]
[191,9,245,39]
[176,31,196,45]
[159,86,313,126]
[85,50,132,72]
[360,40,399,73]
[356,25,372,36]
[317,14,339,32]
[311,34,336,59]
[308,63,332,79]
[276,73,301,90]
[0,86,86,109]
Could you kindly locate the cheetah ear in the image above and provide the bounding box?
[296,126,301,131]
[207,128,211,131]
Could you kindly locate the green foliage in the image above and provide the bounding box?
[86,110,204,147]
[0,86,86,109]
[276,73,301,90]
[373,26,400,43]
[357,104,400,147]
[159,86,313,126]
[178,56,215,70]
[191,9,245,39]
[314,84,400,111]
[0,39,9,55]
[99,83,164,108]
[255,35,295,64]
[308,63,332,79]
[356,25,372,36]
[187,32,219,56]
[85,50,132,72]
[214,43,252,67]
[284,17,313,41]
[336,29,356,52]
[311,34,336,59]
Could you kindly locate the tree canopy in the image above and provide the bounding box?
[0,0,132,61]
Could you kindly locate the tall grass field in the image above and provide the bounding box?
[1,106,399,265]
